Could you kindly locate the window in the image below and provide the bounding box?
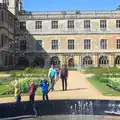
[4,12,8,23]
[99,56,108,65]
[52,40,58,50]
[9,17,14,28]
[20,21,26,29]
[4,36,8,45]
[4,55,8,66]
[8,55,13,65]
[68,40,74,49]
[83,56,92,66]
[1,11,4,22]
[1,35,8,47]
[20,40,26,50]
[115,56,120,65]
[84,39,91,49]
[100,20,107,30]
[16,0,19,9]
[100,39,107,49]
[3,0,9,6]
[36,40,42,50]
[35,21,42,29]
[51,21,58,29]
[1,35,4,47]
[117,39,120,49]
[68,20,74,29]
[84,20,90,28]
[116,20,120,28]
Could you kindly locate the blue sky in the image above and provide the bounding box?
[22,0,120,11]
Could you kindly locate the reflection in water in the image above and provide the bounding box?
[22,115,120,120]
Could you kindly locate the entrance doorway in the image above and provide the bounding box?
[68,58,74,67]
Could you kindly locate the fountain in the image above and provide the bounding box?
[0,99,120,120]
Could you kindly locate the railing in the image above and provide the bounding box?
[21,10,120,15]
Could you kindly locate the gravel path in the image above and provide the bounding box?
[0,71,120,103]
[49,71,120,100]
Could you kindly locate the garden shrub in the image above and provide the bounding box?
[108,78,120,91]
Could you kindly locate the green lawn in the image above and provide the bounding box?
[85,67,120,74]
[85,67,120,96]
[88,76,120,96]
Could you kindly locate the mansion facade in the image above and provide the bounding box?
[1,0,120,69]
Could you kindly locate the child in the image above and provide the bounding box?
[28,80,37,102]
[40,78,49,100]
[14,84,21,103]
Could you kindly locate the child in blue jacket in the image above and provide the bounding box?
[40,78,49,100]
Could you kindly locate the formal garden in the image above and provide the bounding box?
[0,68,49,97]
[84,67,120,96]
[0,66,120,98]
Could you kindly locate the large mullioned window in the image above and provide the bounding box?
[117,39,120,49]
[20,40,26,51]
[51,21,58,29]
[68,20,74,29]
[116,20,120,28]
[3,0,9,5]
[100,39,107,49]
[36,40,42,50]
[68,40,74,49]
[35,21,42,29]
[100,20,107,31]
[84,20,91,28]
[52,40,58,50]
[20,21,26,30]
[84,39,91,49]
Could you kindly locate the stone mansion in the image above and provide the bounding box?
[0,0,120,69]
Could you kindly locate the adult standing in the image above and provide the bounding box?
[60,64,68,91]
[48,64,56,91]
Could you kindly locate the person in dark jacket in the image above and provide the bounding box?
[28,80,37,102]
[40,79,49,100]
[59,64,68,91]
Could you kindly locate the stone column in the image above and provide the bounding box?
[109,54,115,67]
[61,55,66,66]
[59,55,63,67]
[79,55,82,66]
[74,56,80,67]
[93,54,98,67]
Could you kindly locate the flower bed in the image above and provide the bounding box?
[0,68,49,96]
[108,78,120,92]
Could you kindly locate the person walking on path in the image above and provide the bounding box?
[40,78,49,100]
[28,80,37,102]
[48,64,56,91]
[59,64,68,91]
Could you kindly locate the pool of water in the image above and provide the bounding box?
[22,115,120,120]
